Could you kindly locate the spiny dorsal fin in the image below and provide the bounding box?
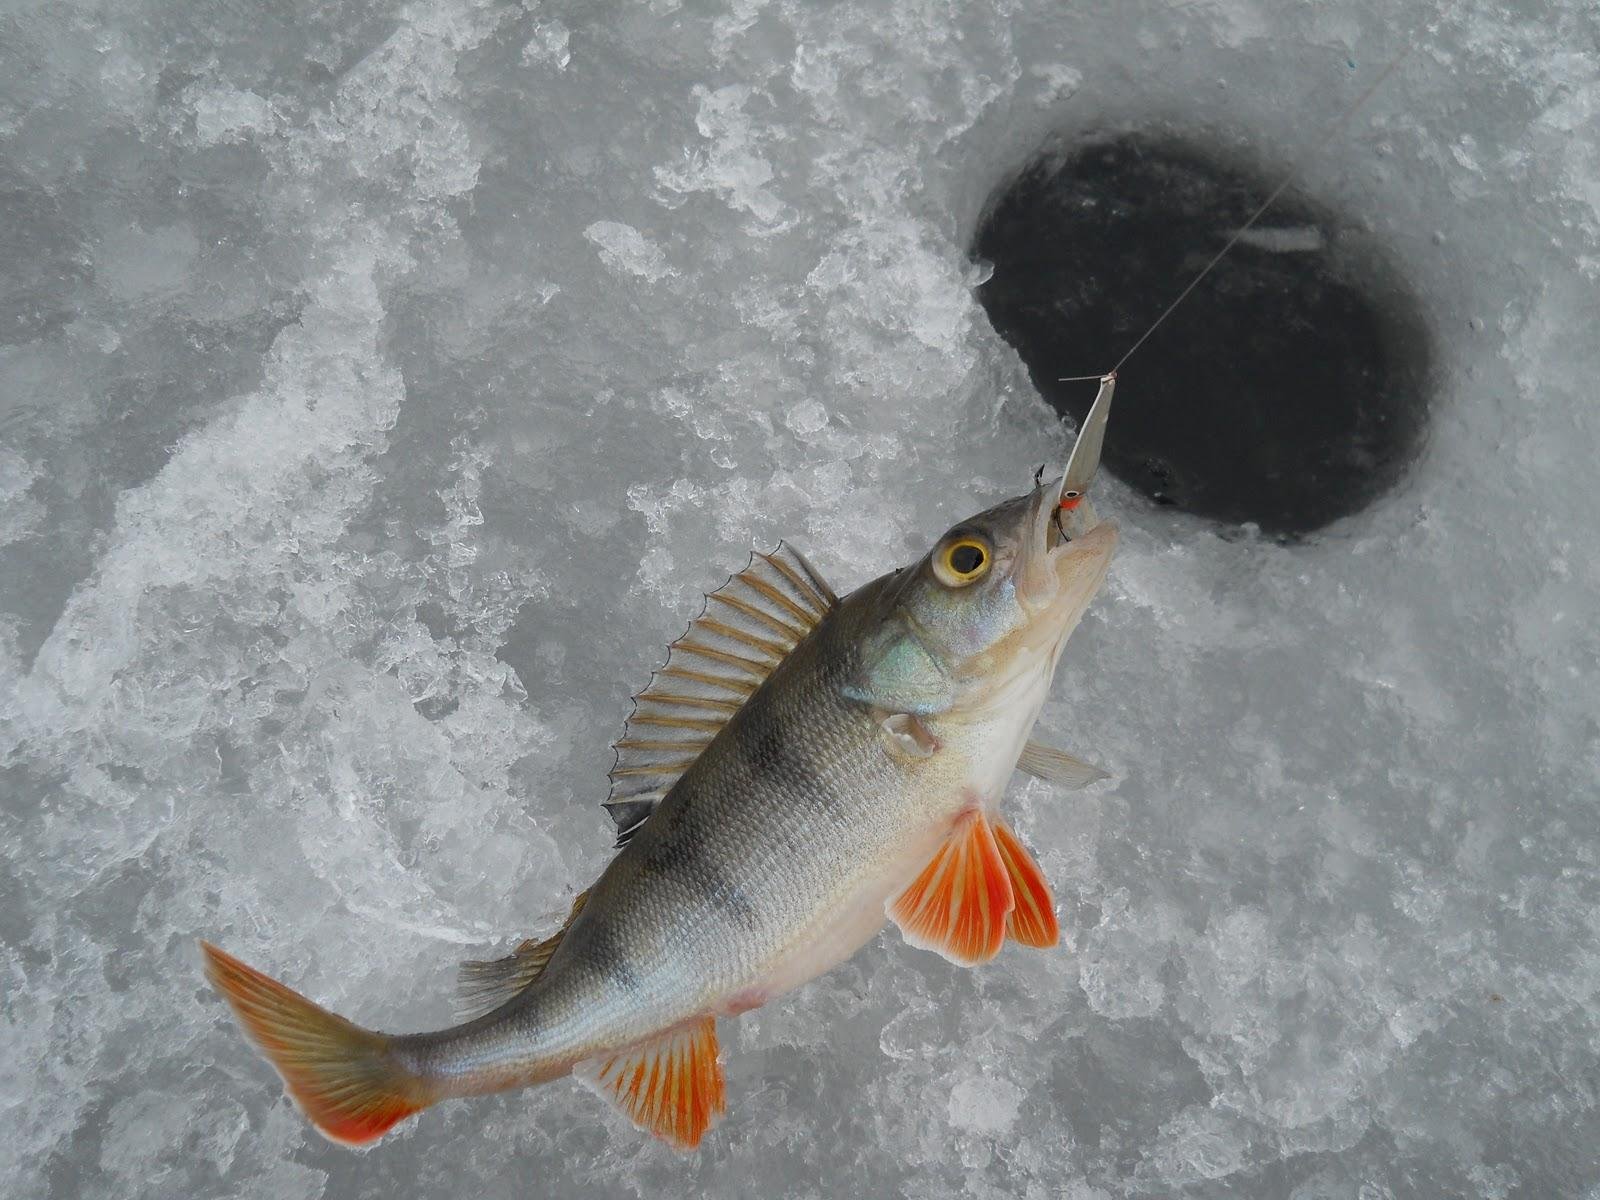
[604,542,836,847]
[456,890,588,1020]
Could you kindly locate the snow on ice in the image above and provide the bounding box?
[1,0,1597,1197]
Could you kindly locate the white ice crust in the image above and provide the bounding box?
[1,1,1597,1196]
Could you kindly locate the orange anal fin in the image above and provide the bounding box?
[993,820,1060,949]
[592,1016,727,1151]
[888,810,1014,966]
[200,941,430,1147]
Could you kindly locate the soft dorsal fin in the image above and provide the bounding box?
[456,890,589,1020]
[604,543,836,847]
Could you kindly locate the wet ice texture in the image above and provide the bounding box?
[1,1,1597,1197]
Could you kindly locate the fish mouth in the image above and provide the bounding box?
[1019,516,1118,625]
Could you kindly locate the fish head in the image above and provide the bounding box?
[851,376,1120,715]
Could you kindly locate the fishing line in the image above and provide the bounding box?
[1058,5,1455,384]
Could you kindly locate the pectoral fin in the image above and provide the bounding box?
[587,1016,727,1151]
[888,811,1014,966]
[1017,740,1110,789]
[992,821,1060,948]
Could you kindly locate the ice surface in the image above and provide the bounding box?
[2,0,1598,1196]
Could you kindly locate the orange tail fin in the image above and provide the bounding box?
[200,941,433,1146]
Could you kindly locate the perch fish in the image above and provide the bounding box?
[202,375,1120,1150]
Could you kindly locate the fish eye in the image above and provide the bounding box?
[934,537,991,587]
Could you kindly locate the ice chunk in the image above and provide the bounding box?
[1029,63,1084,101]
[521,20,571,70]
[947,1074,1024,1136]
[187,86,275,145]
[584,221,673,283]
[784,398,829,436]
[654,85,793,231]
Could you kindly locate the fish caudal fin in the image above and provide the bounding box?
[589,1016,727,1150]
[993,821,1060,948]
[889,810,1015,966]
[200,941,432,1146]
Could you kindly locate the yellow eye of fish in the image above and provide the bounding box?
[935,538,990,587]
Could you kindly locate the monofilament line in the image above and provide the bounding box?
[1058,4,1454,383]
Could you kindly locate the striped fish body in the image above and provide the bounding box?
[456,574,970,1072]
[414,507,1119,1092]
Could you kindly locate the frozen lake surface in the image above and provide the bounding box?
[3,0,1598,1196]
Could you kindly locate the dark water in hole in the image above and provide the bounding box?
[974,135,1432,536]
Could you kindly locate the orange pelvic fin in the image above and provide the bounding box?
[888,810,1015,966]
[591,1016,727,1150]
[993,820,1060,948]
[200,941,431,1147]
